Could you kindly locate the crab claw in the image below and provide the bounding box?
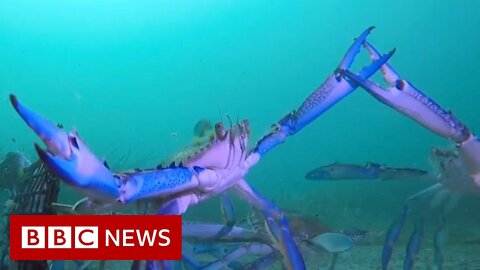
[293,27,394,132]
[253,27,395,155]
[341,42,471,144]
[35,139,120,199]
[337,26,375,71]
[10,95,119,199]
[10,94,71,158]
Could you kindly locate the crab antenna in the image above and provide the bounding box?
[226,114,233,129]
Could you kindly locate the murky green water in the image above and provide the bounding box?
[1,0,480,269]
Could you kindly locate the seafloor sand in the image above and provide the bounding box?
[59,242,480,269]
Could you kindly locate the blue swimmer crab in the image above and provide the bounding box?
[340,41,480,270]
[11,27,395,269]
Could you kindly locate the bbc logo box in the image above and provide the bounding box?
[10,215,182,260]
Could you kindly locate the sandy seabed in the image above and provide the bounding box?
[57,242,480,270]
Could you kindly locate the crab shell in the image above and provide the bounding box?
[161,120,251,170]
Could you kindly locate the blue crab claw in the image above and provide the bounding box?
[11,94,120,200]
[252,28,395,155]
[34,138,120,200]
[337,26,375,70]
[10,94,71,157]
[341,42,471,144]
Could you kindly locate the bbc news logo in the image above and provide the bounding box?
[10,215,182,260]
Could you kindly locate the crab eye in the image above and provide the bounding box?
[395,80,405,90]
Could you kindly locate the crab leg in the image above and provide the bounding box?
[382,204,410,270]
[234,179,305,269]
[252,27,395,156]
[212,193,236,240]
[263,210,306,270]
[341,42,480,187]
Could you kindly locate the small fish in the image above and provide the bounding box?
[340,228,369,242]
[403,218,424,270]
[382,204,410,270]
[306,162,430,181]
[305,162,382,180]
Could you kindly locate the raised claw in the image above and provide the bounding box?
[341,42,471,144]
[10,94,71,158]
[253,27,395,155]
[11,95,120,200]
[337,26,375,70]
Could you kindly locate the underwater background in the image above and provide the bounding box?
[1,0,480,268]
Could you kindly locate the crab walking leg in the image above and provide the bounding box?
[381,204,410,270]
[234,180,306,270]
[264,210,306,270]
[406,183,444,202]
[213,193,236,239]
[341,42,480,187]
[252,27,395,156]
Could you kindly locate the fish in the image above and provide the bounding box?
[340,228,369,242]
[306,162,429,181]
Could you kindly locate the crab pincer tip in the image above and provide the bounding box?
[9,94,18,108]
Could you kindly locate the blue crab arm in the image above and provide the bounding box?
[252,32,395,156]
[118,167,205,204]
[403,218,424,270]
[234,180,305,270]
[382,204,410,270]
[342,42,471,144]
